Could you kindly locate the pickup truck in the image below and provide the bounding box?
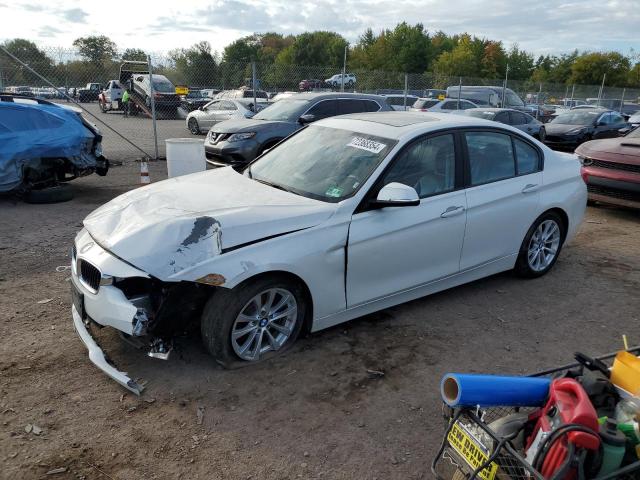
[77,83,102,103]
[98,80,124,113]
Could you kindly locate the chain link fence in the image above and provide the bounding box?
[2,46,639,163]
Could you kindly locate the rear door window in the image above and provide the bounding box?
[339,99,366,114]
[494,112,510,124]
[509,111,528,125]
[465,132,516,185]
[307,99,338,119]
[514,138,541,175]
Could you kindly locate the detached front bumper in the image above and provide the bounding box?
[72,304,144,395]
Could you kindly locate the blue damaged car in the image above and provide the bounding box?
[0,93,108,203]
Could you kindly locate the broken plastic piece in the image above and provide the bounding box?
[72,305,144,395]
[195,273,226,286]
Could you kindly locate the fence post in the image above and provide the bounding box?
[597,73,606,107]
[620,88,625,113]
[252,61,257,111]
[537,83,542,120]
[457,77,462,109]
[403,73,408,109]
[147,55,159,161]
[570,84,575,105]
[502,64,509,107]
[341,45,347,93]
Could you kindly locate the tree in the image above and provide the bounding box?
[570,52,630,86]
[433,34,478,77]
[506,44,534,80]
[0,39,56,85]
[169,41,218,86]
[385,23,431,73]
[73,36,117,63]
[481,41,506,78]
[121,48,147,62]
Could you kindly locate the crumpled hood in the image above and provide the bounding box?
[212,117,294,133]
[83,167,336,280]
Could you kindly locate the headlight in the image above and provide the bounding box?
[567,127,587,135]
[227,132,256,142]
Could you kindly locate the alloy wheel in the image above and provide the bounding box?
[231,288,298,361]
[527,219,561,272]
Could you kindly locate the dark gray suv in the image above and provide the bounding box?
[204,92,391,168]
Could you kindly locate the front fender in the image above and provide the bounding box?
[170,221,350,321]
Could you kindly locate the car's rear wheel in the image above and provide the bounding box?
[515,212,565,278]
[201,275,307,367]
[188,118,200,135]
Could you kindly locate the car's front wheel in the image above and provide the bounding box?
[515,211,566,278]
[537,126,546,142]
[201,275,307,367]
[188,118,200,135]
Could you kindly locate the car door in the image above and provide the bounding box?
[218,100,239,122]
[608,112,627,137]
[509,111,533,134]
[199,101,220,129]
[347,133,467,307]
[460,130,543,270]
[593,112,614,139]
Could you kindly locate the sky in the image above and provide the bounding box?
[1,0,639,58]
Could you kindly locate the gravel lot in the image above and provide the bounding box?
[1,161,639,479]
[59,101,195,161]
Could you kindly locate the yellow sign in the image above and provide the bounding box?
[438,94,445,100]
[175,85,188,95]
[447,422,498,480]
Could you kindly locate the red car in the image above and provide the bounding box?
[576,127,640,209]
[298,79,326,91]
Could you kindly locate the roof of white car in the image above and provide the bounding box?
[316,111,501,140]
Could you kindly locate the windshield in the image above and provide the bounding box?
[248,125,396,202]
[187,90,203,98]
[505,92,524,108]
[153,80,175,93]
[253,99,309,121]
[551,111,599,125]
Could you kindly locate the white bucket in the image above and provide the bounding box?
[165,138,206,178]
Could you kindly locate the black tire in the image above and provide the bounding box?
[24,183,74,204]
[188,118,200,135]
[346,81,354,89]
[537,126,546,142]
[514,211,566,278]
[201,275,307,368]
[99,101,107,113]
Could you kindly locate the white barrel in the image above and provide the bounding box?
[165,138,206,178]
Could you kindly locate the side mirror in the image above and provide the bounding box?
[370,182,420,208]
[298,114,315,124]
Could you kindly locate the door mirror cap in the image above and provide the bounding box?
[370,182,420,208]
[298,114,315,124]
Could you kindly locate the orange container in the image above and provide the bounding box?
[611,351,640,394]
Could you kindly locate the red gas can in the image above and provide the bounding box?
[524,378,600,479]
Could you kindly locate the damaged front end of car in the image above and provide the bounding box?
[70,229,215,394]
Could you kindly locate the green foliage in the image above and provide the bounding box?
[1,39,55,85]
[570,51,630,87]
[169,42,218,87]
[122,48,147,62]
[72,35,117,63]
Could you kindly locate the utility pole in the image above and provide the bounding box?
[403,73,408,109]
[252,61,257,112]
[341,45,347,93]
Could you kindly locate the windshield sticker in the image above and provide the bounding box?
[347,137,387,154]
[325,186,343,198]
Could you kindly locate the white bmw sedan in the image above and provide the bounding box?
[71,112,586,393]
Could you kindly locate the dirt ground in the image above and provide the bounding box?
[1,161,639,480]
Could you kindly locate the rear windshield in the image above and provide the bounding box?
[464,110,496,120]
[153,80,175,93]
[413,99,439,109]
[551,111,600,125]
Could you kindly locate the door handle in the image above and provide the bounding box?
[440,206,465,218]
[522,183,539,193]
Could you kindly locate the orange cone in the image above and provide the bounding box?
[140,161,151,184]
